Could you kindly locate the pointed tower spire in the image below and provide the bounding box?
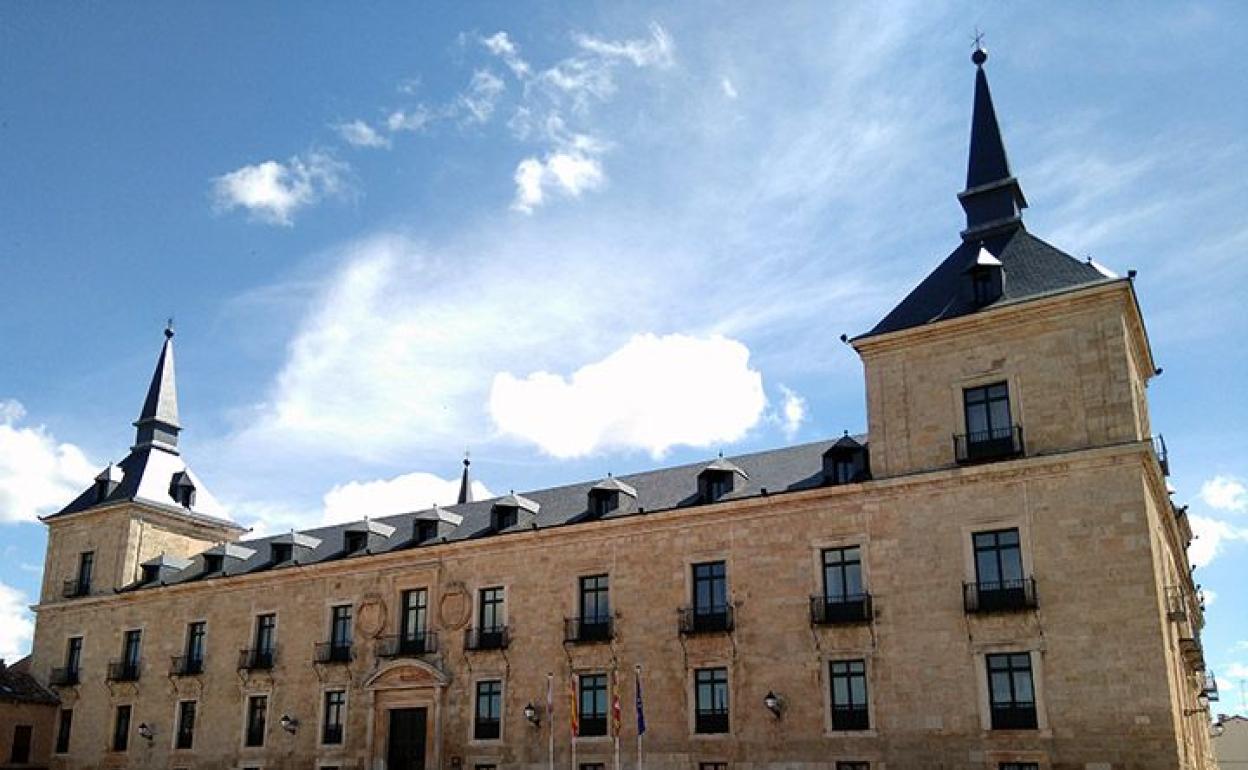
[457,455,473,505]
[958,44,1028,240]
[132,322,182,453]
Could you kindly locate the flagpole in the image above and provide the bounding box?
[570,673,579,770]
[547,672,555,770]
[612,668,621,770]
[635,664,644,770]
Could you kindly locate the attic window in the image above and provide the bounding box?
[169,471,197,508]
[141,565,160,584]
[823,438,870,486]
[271,543,293,564]
[203,554,223,574]
[414,520,438,544]
[588,490,617,518]
[972,269,994,305]
[493,506,518,531]
[344,531,368,554]
[700,471,733,503]
[966,247,1004,307]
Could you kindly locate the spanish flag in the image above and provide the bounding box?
[570,673,580,737]
[610,668,622,737]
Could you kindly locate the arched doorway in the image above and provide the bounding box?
[364,659,449,770]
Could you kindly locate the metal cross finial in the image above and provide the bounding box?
[972,27,986,50]
[164,316,175,338]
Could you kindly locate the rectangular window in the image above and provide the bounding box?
[119,629,142,680]
[964,382,1011,438]
[479,587,504,630]
[974,529,1024,586]
[184,622,206,673]
[414,519,438,544]
[691,561,729,633]
[176,701,196,750]
[9,725,31,764]
[579,575,610,622]
[399,589,429,653]
[694,667,729,734]
[322,690,346,745]
[822,546,864,601]
[578,673,608,736]
[836,764,869,770]
[55,708,72,754]
[474,680,502,740]
[829,660,870,730]
[252,613,276,667]
[987,653,1038,730]
[66,636,82,676]
[112,704,131,752]
[77,551,94,593]
[245,694,268,747]
[329,605,352,661]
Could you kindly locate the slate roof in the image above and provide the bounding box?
[132,436,863,592]
[864,227,1114,338]
[0,658,58,706]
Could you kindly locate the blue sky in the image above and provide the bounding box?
[1,3,1246,707]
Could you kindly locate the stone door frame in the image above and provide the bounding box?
[364,659,449,770]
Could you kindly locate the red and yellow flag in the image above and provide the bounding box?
[610,668,622,737]
[569,673,580,737]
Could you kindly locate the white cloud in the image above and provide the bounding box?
[1188,514,1248,568]
[1200,475,1247,513]
[1202,588,1217,607]
[322,471,493,525]
[488,333,767,459]
[386,107,431,133]
[574,22,674,68]
[1225,662,1248,680]
[481,31,531,79]
[778,385,807,439]
[211,151,350,226]
[458,69,506,125]
[721,77,738,100]
[0,399,96,523]
[0,581,33,661]
[335,119,391,149]
[511,149,605,213]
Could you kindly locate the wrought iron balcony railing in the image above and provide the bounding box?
[564,616,614,644]
[322,723,344,745]
[61,579,90,599]
[106,659,141,682]
[963,578,1038,614]
[170,656,203,676]
[1179,637,1206,672]
[464,626,509,651]
[954,425,1024,464]
[810,594,873,625]
[830,705,870,731]
[1203,672,1219,701]
[1153,435,1170,476]
[474,718,501,740]
[48,667,79,687]
[694,711,729,734]
[237,647,277,671]
[678,606,734,635]
[579,716,608,737]
[990,704,1038,730]
[1165,585,1189,622]
[376,631,439,658]
[314,642,353,664]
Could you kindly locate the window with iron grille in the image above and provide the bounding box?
[55,709,72,754]
[579,673,608,736]
[694,668,729,734]
[245,695,267,747]
[323,690,346,745]
[176,700,196,750]
[829,660,870,730]
[986,653,1037,730]
[475,680,502,740]
[112,705,131,752]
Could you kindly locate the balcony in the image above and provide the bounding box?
[963,578,1037,614]
[579,716,608,737]
[48,667,79,687]
[694,711,729,734]
[322,723,344,745]
[954,425,1024,464]
[376,632,439,659]
[170,656,203,677]
[830,705,870,731]
[61,579,90,599]
[990,704,1038,730]
[679,606,734,635]
[474,718,500,741]
[565,616,614,644]
[1179,637,1206,672]
[237,647,277,671]
[1153,435,1170,476]
[810,594,873,625]
[314,642,353,664]
[464,626,509,651]
[1203,672,1219,702]
[1165,586,1188,622]
[106,660,141,683]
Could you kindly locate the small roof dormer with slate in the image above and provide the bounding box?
[860,47,1113,341]
[587,474,639,519]
[697,455,749,504]
[343,519,397,555]
[490,492,539,532]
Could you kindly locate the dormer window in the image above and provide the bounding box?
[271,543,292,564]
[490,493,540,532]
[414,520,438,544]
[972,269,994,305]
[141,564,160,584]
[697,457,747,504]
[823,436,870,486]
[493,506,518,531]
[965,246,1003,307]
[169,471,197,508]
[587,476,638,519]
[203,554,223,574]
[344,531,367,554]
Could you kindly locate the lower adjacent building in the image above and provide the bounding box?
[15,48,1217,770]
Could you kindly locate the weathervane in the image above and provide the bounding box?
[971,27,988,66]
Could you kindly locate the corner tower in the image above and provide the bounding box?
[852,46,1156,478]
[37,326,245,604]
